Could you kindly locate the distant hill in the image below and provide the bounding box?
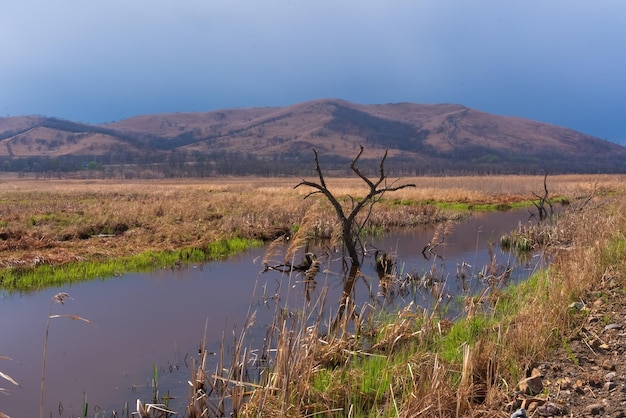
[1,99,625,176]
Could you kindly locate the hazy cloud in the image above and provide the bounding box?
[2,1,625,142]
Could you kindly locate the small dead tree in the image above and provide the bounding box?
[296,146,415,267]
[531,172,553,221]
[295,146,415,332]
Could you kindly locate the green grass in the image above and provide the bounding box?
[437,316,494,364]
[0,237,262,292]
[308,269,556,415]
[309,353,399,417]
[358,354,392,403]
[390,198,415,206]
[207,236,259,258]
[603,235,626,266]
[430,201,524,212]
[422,197,569,212]
[561,338,579,366]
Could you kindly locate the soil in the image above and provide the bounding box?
[498,266,626,418]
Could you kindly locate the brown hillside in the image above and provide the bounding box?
[1,99,624,173]
[0,127,135,157]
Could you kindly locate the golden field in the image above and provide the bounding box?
[0,174,623,270]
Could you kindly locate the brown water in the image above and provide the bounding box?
[0,209,541,417]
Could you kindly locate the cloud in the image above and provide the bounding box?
[1,1,625,141]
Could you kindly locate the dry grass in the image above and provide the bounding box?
[2,174,624,415]
[0,174,623,274]
[227,189,626,417]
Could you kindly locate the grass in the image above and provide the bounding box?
[228,189,626,417]
[0,237,262,292]
[2,174,626,415]
[0,175,621,272]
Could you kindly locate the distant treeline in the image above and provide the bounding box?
[2,148,625,179]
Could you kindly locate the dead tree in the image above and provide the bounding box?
[296,146,415,266]
[531,172,553,221]
[295,146,415,333]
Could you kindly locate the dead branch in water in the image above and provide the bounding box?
[295,145,415,267]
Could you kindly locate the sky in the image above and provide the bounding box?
[1,1,625,143]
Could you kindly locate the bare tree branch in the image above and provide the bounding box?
[295,146,415,267]
[530,171,553,221]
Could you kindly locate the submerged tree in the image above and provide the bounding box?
[295,146,415,332]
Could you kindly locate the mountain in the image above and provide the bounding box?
[1,99,625,175]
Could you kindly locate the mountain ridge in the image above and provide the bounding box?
[1,99,624,175]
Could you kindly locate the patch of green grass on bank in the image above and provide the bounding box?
[207,236,258,259]
[309,351,406,417]
[418,197,570,212]
[306,271,555,416]
[389,198,415,206]
[430,201,527,212]
[436,315,495,364]
[0,237,262,292]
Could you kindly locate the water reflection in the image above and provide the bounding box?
[263,209,541,325]
[0,209,540,416]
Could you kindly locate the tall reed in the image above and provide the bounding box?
[40,293,90,418]
[0,356,19,418]
[223,193,626,416]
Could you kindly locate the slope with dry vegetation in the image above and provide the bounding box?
[2,99,626,174]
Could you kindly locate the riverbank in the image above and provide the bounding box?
[235,191,626,417]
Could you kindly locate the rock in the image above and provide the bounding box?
[569,301,586,310]
[537,402,564,416]
[585,402,605,415]
[603,381,617,391]
[604,323,623,332]
[510,408,527,418]
[604,371,617,381]
[517,368,544,395]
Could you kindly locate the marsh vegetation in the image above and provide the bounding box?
[1,171,625,417]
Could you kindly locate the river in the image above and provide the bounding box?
[0,209,541,417]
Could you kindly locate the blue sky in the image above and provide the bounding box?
[2,1,625,143]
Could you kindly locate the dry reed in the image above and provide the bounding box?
[227,191,626,416]
[2,174,626,416]
[40,293,90,418]
[0,174,623,273]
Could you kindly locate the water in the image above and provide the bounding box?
[0,209,539,416]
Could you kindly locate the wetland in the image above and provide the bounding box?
[0,174,624,417]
